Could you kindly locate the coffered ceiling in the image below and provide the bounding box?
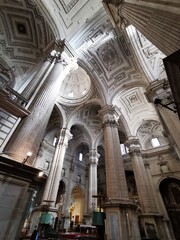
[0,0,165,135]
[0,0,54,75]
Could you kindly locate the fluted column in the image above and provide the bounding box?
[21,58,52,100]
[4,41,66,163]
[126,137,157,213]
[99,105,141,240]
[126,137,173,239]
[42,128,72,206]
[99,105,129,202]
[88,149,99,212]
[104,0,180,55]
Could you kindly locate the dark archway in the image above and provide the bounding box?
[159,178,180,239]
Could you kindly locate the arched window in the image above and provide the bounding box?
[120,143,129,155]
[53,136,58,146]
[79,153,83,161]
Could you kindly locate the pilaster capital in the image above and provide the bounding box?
[43,39,65,60]
[145,79,170,102]
[98,104,121,128]
[144,161,150,169]
[88,149,100,165]
[58,128,72,147]
[103,0,127,29]
[125,136,142,156]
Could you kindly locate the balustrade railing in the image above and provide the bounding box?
[0,78,28,108]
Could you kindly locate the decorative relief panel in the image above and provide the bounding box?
[125,91,142,108]
[115,88,145,114]
[137,120,169,149]
[59,0,79,13]
[137,121,165,140]
[97,40,123,72]
[73,17,144,97]
[0,0,54,70]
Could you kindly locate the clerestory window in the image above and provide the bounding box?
[79,152,83,161]
[151,138,160,148]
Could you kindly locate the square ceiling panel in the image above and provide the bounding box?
[16,22,27,35]
[2,9,37,48]
[9,14,33,42]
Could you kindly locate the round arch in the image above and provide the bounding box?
[69,186,84,226]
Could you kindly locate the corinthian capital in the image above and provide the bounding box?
[126,136,142,156]
[88,149,100,164]
[58,128,72,146]
[98,105,121,127]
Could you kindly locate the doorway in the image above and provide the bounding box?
[159,178,180,239]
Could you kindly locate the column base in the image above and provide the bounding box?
[28,205,58,237]
[83,214,91,225]
[138,212,173,240]
[104,202,141,240]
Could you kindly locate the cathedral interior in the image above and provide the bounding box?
[0,0,180,239]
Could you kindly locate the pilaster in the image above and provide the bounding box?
[42,128,72,205]
[126,136,172,239]
[87,149,99,212]
[126,136,157,213]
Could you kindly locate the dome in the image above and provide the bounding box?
[59,66,92,105]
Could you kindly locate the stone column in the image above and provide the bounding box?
[21,58,52,100]
[42,128,72,206]
[144,162,173,240]
[99,105,141,240]
[88,149,99,212]
[126,137,157,213]
[30,128,72,233]
[4,41,66,163]
[104,0,180,55]
[126,136,172,239]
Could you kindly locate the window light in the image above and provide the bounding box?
[79,153,83,161]
[120,144,129,155]
[151,138,160,147]
[53,137,57,146]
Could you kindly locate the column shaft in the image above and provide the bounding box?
[21,59,52,100]
[121,2,180,55]
[4,55,65,163]
[126,137,157,212]
[99,105,141,240]
[88,150,99,211]
[99,105,129,202]
[42,128,72,206]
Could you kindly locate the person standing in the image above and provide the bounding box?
[31,225,38,240]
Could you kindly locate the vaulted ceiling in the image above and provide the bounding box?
[0,0,147,96]
[0,0,167,140]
